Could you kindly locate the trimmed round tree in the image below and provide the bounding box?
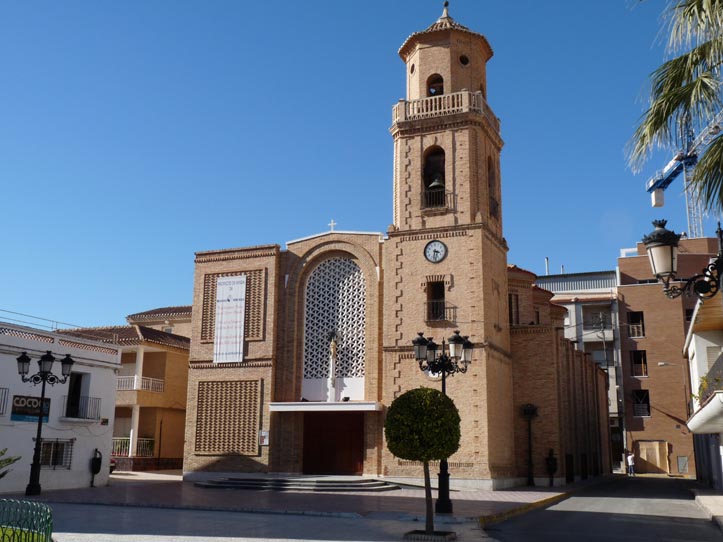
[384,387,460,534]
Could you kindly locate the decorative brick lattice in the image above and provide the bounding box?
[57,339,118,356]
[303,258,366,379]
[195,380,260,454]
[201,270,265,342]
[0,327,53,343]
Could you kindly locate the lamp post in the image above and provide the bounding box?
[17,350,74,496]
[412,330,473,514]
[521,403,538,486]
[642,219,723,299]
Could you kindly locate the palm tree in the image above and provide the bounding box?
[629,0,723,212]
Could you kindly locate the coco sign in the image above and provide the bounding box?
[11,395,50,423]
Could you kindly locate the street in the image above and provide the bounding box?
[486,476,721,542]
[41,475,722,541]
[49,502,488,542]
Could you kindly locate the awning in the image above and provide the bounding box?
[269,401,383,412]
[687,391,723,433]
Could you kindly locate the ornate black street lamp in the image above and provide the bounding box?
[412,330,473,514]
[642,219,723,299]
[17,350,74,496]
[521,403,538,486]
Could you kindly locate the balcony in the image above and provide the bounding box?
[392,91,499,132]
[582,318,612,331]
[422,188,455,211]
[117,376,165,393]
[112,437,155,457]
[426,301,457,323]
[63,395,101,420]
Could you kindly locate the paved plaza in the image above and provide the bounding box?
[48,502,491,542]
[4,471,722,541]
[25,471,568,521]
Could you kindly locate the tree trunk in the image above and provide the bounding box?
[423,459,434,534]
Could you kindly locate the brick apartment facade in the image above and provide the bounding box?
[182,6,610,489]
[618,236,718,475]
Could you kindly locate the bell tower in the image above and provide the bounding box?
[383,4,515,487]
[391,2,502,235]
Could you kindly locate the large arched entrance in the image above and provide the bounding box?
[301,256,366,474]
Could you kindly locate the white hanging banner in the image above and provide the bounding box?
[214,275,247,363]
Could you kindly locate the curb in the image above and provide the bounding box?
[478,492,571,528]
[478,476,619,528]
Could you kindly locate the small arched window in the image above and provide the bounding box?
[423,147,446,208]
[488,157,499,219]
[427,74,444,96]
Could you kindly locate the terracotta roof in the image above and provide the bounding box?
[532,284,555,297]
[508,264,537,278]
[56,325,189,351]
[126,305,192,321]
[398,3,493,60]
[137,326,190,350]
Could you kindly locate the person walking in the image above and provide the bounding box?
[626,451,635,476]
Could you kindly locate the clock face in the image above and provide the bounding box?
[424,240,447,263]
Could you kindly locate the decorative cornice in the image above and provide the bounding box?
[481,222,508,252]
[195,245,280,264]
[391,114,503,150]
[383,345,414,353]
[390,224,476,242]
[383,342,490,354]
[190,360,273,369]
[510,326,554,335]
[388,222,506,252]
[485,340,511,358]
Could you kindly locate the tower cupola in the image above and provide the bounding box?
[399,2,493,100]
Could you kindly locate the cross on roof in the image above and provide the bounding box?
[328,219,337,231]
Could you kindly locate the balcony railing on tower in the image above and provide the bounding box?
[426,301,457,323]
[422,187,453,209]
[392,90,500,131]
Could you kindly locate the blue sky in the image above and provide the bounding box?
[0,1,712,328]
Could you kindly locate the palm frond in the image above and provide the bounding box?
[628,70,721,170]
[651,37,723,98]
[667,0,723,51]
[689,133,723,211]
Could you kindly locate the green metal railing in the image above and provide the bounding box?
[0,499,53,542]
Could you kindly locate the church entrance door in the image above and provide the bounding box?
[302,411,364,475]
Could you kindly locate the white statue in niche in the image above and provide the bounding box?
[327,331,338,402]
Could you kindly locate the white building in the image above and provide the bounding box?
[0,322,120,494]
[683,298,723,490]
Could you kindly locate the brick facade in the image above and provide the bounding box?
[617,238,718,476]
[182,7,609,488]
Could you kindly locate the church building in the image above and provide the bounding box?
[183,6,610,489]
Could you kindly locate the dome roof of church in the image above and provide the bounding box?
[398,2,493,60]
